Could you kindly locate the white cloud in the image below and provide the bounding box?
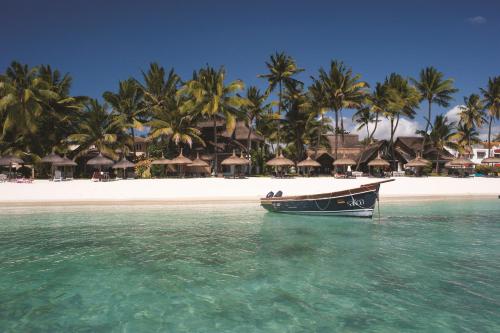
[444,105,462,124]
[344,116,420,140]
[466,16,487,24]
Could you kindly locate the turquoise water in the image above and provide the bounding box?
[0,200,499,332]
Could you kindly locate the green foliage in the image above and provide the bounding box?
[134,159,151,178]
[475,164,492,175]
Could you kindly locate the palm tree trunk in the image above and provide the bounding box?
[390,117,396,171]
[435,150,440,174]
[247,117,253,175]
[422,99,432,151]
[340,109,345,146]
[487,116,493,158]
[213,116,218,176]
[334,109,339,159]
[369,112,379,142]
[277,80,282,154]
[131,127,137,158]
[314,113,323,159]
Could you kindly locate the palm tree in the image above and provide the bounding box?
[313,60,368,158]
[417,115,457,174]
[480,76,500,157]
[458,94,485,149]
[412,67,458,148]
[454,121,480,156]
[302,80,328,159]
[0,62,46,139]
[67,99,123,159]
[367,82,390,142]
[103,78,145,157]
[353,106,375,140]
[384,74,420,170]
[147,94,204,151]
[180,66,247,175]
[258,52,303,153]
[140,63,181,114]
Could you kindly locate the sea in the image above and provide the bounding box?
[0,199,499,332]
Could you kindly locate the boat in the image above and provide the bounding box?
[260,179,395,217]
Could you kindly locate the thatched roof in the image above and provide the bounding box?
[112,158,135,169]
[220,121,264,142]
[359,141,387,164]
[40,152,65,164]
[54,156,77,167]
[86,153,114,166]
[405,156,430,168]
[188,153,210,167]
[297,156,321,168]
[333,157,357,166]
[481,156,500,164]
[368,153,390,167]
[221,151,249,166]
[170,149,193,165]
[0,155,24,166]
[266,153,294,167]
[445,157,475,168]
[151,155,172,165]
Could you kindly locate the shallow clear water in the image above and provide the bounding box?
[0,200,499,332]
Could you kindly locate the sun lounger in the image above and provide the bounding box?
[53,170,63,182]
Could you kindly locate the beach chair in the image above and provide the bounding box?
[64,170,74,181]
[53,170,63,182]
[0,174,7,183]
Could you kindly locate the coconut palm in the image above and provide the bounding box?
[0,62,47,138]
[353,105,375,140]
[367,82,390,141]
[480,76,500,157]
[417,115,457,173]
[384,73,420,170]
[258,52,304,153]
[411,67,458,147]
[313,60,368,158]
[180,66,247,175]
[458,94,485,149]
[103,78,145,157]
[147,94,204,151]
[302,80,328,158]
[454,122,480,156]
[66,99,123,159]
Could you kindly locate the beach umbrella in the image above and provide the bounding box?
[86,153,114,172]
[53,156,78,179]
[151,154,174,177]
[169,149,192,177]
[187,153,210,176]
[445,157,475,168]
[481,156,500,164]
[333,157,357,166]
[405,155,430,176]
[40,152,64,164]
[266,153,294,178]
[0,155,24,179]
[112,157,135,179]
[368,153,390,177]
[297,156,320,177]
[221,150,249,178]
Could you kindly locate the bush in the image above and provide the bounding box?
[135,160,151,178]
[475,164,492,175]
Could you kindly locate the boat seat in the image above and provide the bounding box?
[266,191,274,198]
[274,191,283,198]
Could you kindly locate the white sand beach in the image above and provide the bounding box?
[0,177,499,205]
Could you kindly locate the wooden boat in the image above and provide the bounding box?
[260,179,395,217]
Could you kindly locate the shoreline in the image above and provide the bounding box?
[1,176,499,207]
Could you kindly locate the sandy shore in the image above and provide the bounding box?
[0,177,499,205]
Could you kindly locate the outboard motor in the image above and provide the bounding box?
[274,191,283,198]
[266,191,274,198]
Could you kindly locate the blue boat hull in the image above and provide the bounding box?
[260,187,379,218]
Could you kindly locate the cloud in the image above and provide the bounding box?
[344,116,421,140]
[444,105,462,124]
[466,16,487,24]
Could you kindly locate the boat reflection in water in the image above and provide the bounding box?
[260,179,394,218]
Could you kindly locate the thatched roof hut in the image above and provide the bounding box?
[221,151,248,166]
[189,153,210,167]
[40,152,64,164]
[169,149,192,165]
[151,155,172,165]
[405,156,430,168]
[0,155,24,166]
[368,154,390,167]
[297,156,320,168]
[266,153,294,167]
[86,153,114,166]
[481,156,500,164]
[445,157,475,168]
[112,158,135,169]
[333,157,357,166]
[54,156,77,167]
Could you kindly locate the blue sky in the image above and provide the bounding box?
[1,0,499,137]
